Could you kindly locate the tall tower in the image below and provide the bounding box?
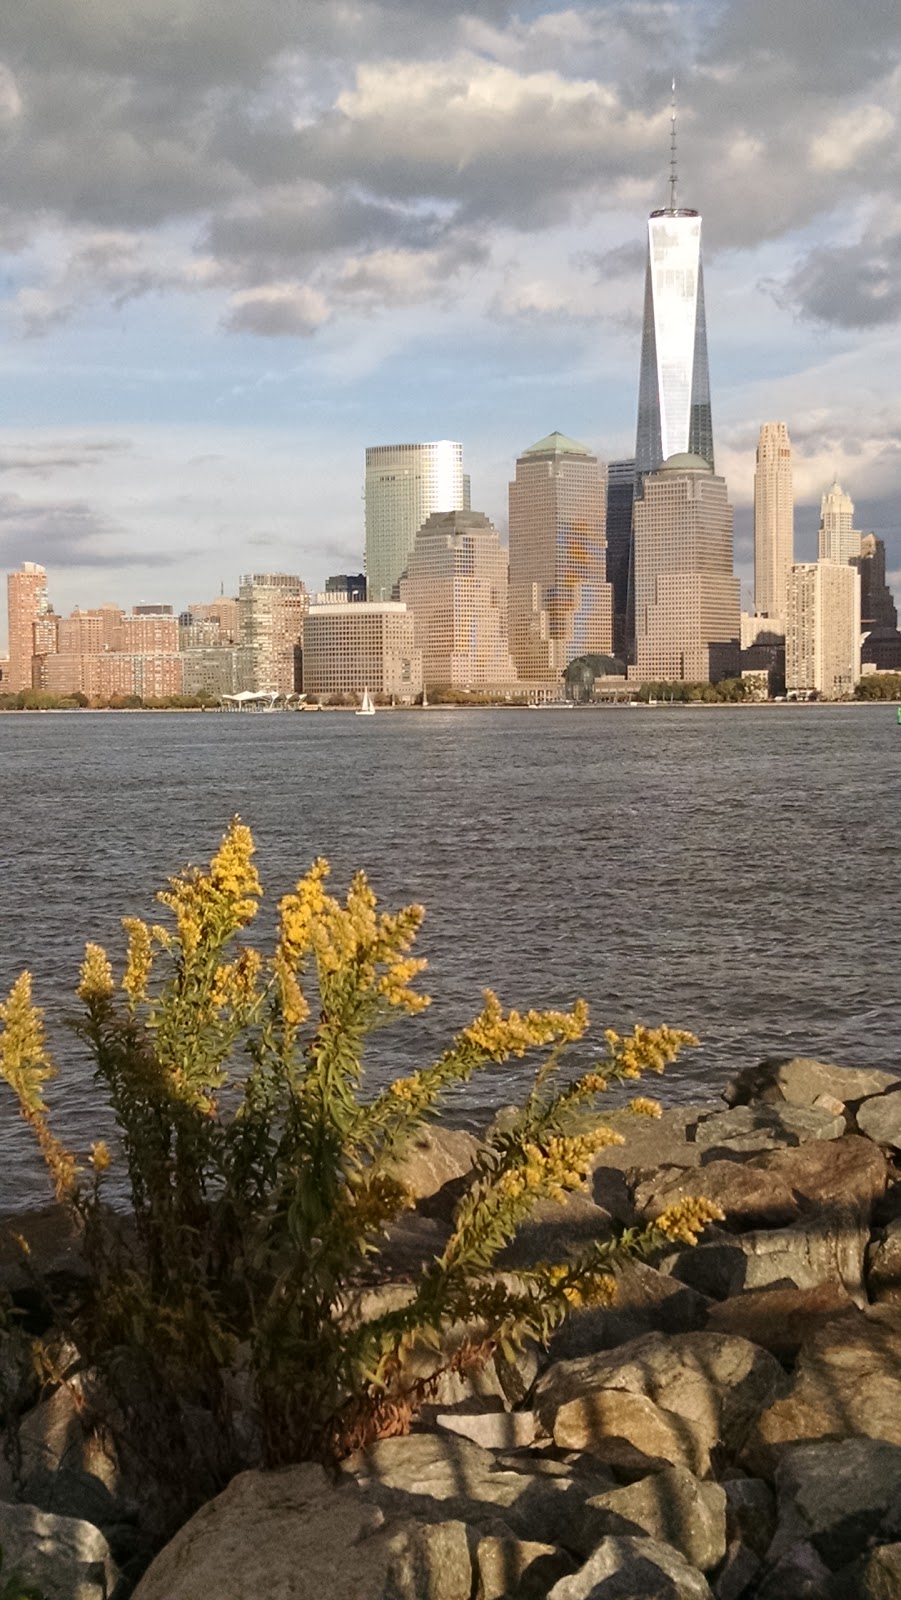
[400,510,516,690]
[852,534,898,631]
[753,422,794,620]
[364,441,465,602]
[508,432,612,681]
[605,458,636,660]
[6,562,50,692]
[818,480,861,565]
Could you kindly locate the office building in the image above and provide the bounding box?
[635,202,713,480]
[508,432,612,680]
[303,602,422,701]
[365,441,465,602]
[786,561,861,699]
[181,645,254,698]
[632,453,740,683]
[325,573,367,602]
[6,562,51,692]
[189,598,241,642]
[753,422,794,621]
[605,458,636,659]
[238,573,307,694]
[818,480,861,565]
[853,534,898,631]
[400,510,516,690]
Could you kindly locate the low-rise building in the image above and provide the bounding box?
[302,602,422,701]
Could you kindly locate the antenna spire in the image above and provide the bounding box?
[669,77,678,210]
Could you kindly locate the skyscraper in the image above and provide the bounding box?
[364,441,465,602]
[238,573,307,694]
[753,422,794,620]
[508,432,612,680]
[635,206,713,478]
[853,534,898,631]
[605,458,636,659]
[633,453,740,683]
[6,562,50,692]
[400,509,516,690]
[818,480,861,565]
[786,561,861,699]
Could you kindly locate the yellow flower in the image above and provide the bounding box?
[654,1196,724,1246]
[77,944,114,1004]
[461,991,588,1059]
[121,918,153,1004]
[628,1096,662,1118]
[90,1140,112,1172]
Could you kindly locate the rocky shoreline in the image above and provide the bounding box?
[5,1053,901,1599]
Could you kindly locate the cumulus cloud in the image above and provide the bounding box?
[225,283,331,337]
[0,490,190,568]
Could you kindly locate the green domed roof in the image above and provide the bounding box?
[659,452,714,474]
[521,431,593,457]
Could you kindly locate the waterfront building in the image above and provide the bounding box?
[112,614,179,653]
[508,432,612,681]
[189,598,241,641]
[605,458,636,659]
[302,601,422,701]
[364,442,465,602]
[132,603,173,616]
[785,560,861,699]
[861,628,901,671]
[6,562,51,692]
[238,573,307,695]
[753,422,794,622]
[852,534,898,631]
[181,645,254,698]
[325,573,367,602]
[818,480,861,565]
[399,509,516,690]
[42,651,184,699]
[632,453,740,683]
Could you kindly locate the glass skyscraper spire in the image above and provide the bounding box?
[635,206,713,477]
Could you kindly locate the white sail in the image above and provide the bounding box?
[356,687,376,716]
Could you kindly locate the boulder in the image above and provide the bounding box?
[132,1463,475,1600]
[856,1087,901,1151]
[589,1109,705,1174]
[578,1464,727,1571]
[668,1213,867,1303]
[750,1134,888,1218]
[472,1531,575,1599]
[549,1261,710,1361]
[534,1332,783,1473]
[435,1411,536,1451]
[498,1194,614,1270]
[722,1476,776,1557]
[840,1542,901,1599]
[745,1305,901,1473]
[705,1283,857,1361]
[390,1126,481,1219]
[0,1501,119,1600]
[766,1437,901,1571]
[712,1540,761,1600]
[634,1161,800,1232]
[867,1216,901,1302]
[546,1534,713,1599]
[752,1540,833,1598]
[723,1058,898,1111]
[693,1104,845,1157]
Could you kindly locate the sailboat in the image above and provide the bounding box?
[356,687,376,716]
[422,686,429,708]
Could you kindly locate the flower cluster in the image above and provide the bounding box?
[628,1096,662,1118]
[654,1195,725,1246]
[77,944,115,1004]
[461,990,589,1059]
[156,817,261,959]
[121,917,153,1005]
[604,1024,699,1079]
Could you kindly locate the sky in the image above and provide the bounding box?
[2,0,901,639]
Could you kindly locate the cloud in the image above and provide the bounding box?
[773,221,901,329]
[224,282,331,337]
[0,489,190,568]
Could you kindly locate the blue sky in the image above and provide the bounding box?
[2,0,901,637]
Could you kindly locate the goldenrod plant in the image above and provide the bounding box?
[0,821,718,1469]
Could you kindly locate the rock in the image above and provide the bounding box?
[0,1501,119,1600]
[766,1438,901,1571]
[752,1540,833,1598]
[857,1087,901,1151]
[590,1109,706,1174]
[668,1213,867,1303]
[534,1332,783,1473]
[840,1541,901,1599]
[379,1215,451,1276]
[705,1283,857,1361]
[545,1534,713,1599]
[722,1476,777,1557]
[390,1126,481,1219]
[712,1540,761,1600]
[634,1161,800,1232]
[723,1058,899,1111]
[693,1104,845,1156]
[498,1194,614,1270]
[579,1464,727,1571]
[867,1216,901,1302]
[435,1411,536,1451]
[745,1305,901,1472]
[750,1134,888,1218]
[378,1520,477,1600]
[472,1531,575,1599]
[548,1262,710,1359]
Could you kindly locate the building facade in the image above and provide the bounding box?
[508,432,612,681]
[399,510,516,690]
[302,602,422,701]
[605,457,636,660]
[753,422,794,621]
[632,453,740,683]
[818,480,861,565]
[635,209,714,480]
[364,441,465,602]
[853,534,898,631]
[238,573,307,694]
[786,561,861,699]
[6,563,51,692]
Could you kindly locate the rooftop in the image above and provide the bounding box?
[521,431,593,459]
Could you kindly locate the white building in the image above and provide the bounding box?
[364,441,465,602]
[302,602,422,702]
[785,561,861,699]
[818,480,861,566]
[753,422,794,622]
[400,510,516,690]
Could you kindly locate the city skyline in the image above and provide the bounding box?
[2,0,901,632]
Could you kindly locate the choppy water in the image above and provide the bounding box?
[0,704,898,1207]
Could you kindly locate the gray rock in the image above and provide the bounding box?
[722,1477,777,1557]
[435,1411,536,1451]
[634,1161,800,1232]
[749,1134,888,1219]
[867,1216,901,1302]
[693,1104,845,1156]
[590,1109,706,1174]
[705,1283,857,1361]
[745,1305,901,1473]
[472,1531,575,1599]
[712,1540,761,1600]
[546,1535,713,1599]
[498,1194,614,1270]
[753,1540,833,1598]
[768,1437,901,1570]
[390,1126,481,1219]
[579,1465,727,1571]
[669,1213,867,1302]
[840,1541,901,1599]
[723,1058,899,1111]
[549,1262,710,1360]
[857,1087,901,1151]
[0,1501,119,1600]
